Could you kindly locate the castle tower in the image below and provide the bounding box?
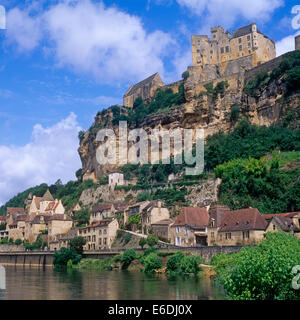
[295,35,300,51]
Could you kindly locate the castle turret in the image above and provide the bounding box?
[295,35,300,51]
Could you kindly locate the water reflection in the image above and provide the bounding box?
[0,266,225,300]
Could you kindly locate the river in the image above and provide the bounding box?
[0,266,225,300]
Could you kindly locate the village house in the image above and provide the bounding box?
[90,203,113,224]
[68,203,82,217]
[140,201,170,235]
[208,209,300,246]
[0,215,6,225]
[170,207,210,247]
[49,228,79,251]
[124,201,150,227]
[78,219,119,250]
[151,219,174,242]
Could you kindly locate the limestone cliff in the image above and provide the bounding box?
[78,51,300,180]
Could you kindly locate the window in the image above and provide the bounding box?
[99,238,102,245]
[243,231,249,239]
[104,229,107,235]
[226,46,230,53]
[176,227,180,234]
[211,232,215,238]
[104,238,107,245]
[221,47,224,54]
[273,225,276,231]
[238,38,242,44]
[99,229,102,235]
[225,233,231,240]
[248,42,251,48]
[184,228,188,235]
[239,45,242,51]
[247,35,251,41]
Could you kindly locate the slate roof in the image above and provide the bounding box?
[42,189,55,202]
[233,23,255,38]
[172,207,210,229]
[218,208,267,232]
[151,219,174,226]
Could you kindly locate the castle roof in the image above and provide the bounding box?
[233,23,256,38]
[42,189,54,202]
[124,72,163,97]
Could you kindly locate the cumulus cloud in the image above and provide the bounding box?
[0,113,82,205]
[276,31,300,56]
[5,0,173,83]
[176,0,283,27]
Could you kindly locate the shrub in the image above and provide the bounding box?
[69,236,86,255]
[166,252,185,272]
[212,232,300,300]
[139,238,147,249]
[143,253,162,273]
[230,105,240,122]
[121,249,137,269]
[180,255,202,275]
[53,247,82,268]
[147,234,159,247]
[14,239,22,246]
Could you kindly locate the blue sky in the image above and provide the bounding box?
[0,0,299,204]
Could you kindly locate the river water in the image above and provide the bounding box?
[0,266,225,300]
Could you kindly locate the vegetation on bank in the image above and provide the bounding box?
[244,50,300,96]
[211,232,300,300]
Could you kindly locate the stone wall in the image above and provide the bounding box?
[0,245,24,252]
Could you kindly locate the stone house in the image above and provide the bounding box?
[123,72,164,107]
[140,200,170,235]
[78,219,119,251]
[68,203,82,217]
[47,214,73,242]
[90,203,113,224]
[151,219,174,242]
[170,207,210,247]
[208,208,300,246]
[49,228,79,251]
[124,201,150,226]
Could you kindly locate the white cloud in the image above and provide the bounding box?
[6,7,42,52]
[0,113,82,205]
[176,0,283,27]
[276,31,300,57]
[6,0,173,83]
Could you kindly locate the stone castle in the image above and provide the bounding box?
[123,23,280,108]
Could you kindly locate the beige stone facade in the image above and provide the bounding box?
[79,219,119,250]
[192,23,275,70]
[151,219,173,242]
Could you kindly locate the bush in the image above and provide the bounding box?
[212,232,300,300]
[121,249,137,269]
[166,252,185,272]
[14,239,22,246]
[53,247,82,268]
[180,255,202,275]
[230,105,240,122]
[139,238,147,249]
[143,253,163,273]
[147,234,159,247]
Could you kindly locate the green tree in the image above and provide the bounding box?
[182,71,189,81]
[212,232,300,300]
[14,239,22,246]
[121,249,137,270]
[53,247,82,269]
[147,234,158,247]
[69,236,86,255]
[139,238,147,250]
[166,252,185,272]
[180,255,202,275]
[143,252,162,273]
[72,208,90,226]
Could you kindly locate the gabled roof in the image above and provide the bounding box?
[151,219,174,226]
[219,208,267,232]
[172,207,210,229]
[209,205,230,228]
[42,189,54,202]
[124,73,163,97]
[91,203,112,213]
[6,207,25,215]
[34,197,42,210]
[45,201,59,211]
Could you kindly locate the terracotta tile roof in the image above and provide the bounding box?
[45,201,59,211]
[219,208,267,232]
[91,203,112,213]
[113,203,127,211]
[172,207,210,229]
[6,207,25,215]
[34,197,42,210]
[263,212,300,219]
[16,214,28,222]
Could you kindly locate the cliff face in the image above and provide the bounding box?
[78,56,300,180]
